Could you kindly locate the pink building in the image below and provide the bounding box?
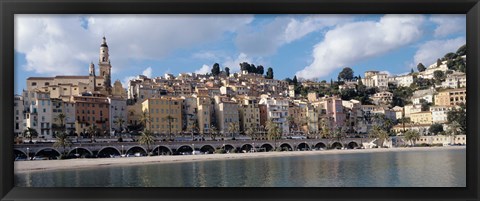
[318,96,346,129]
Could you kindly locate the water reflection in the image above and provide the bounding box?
[15,149,465,187]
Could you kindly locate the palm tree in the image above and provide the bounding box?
[139,110,151,131]
[369,125,390,147]
[266,119,281,148]
[210,125,218,140]
[86,125,98,142]
[138,129,155,156]
[228,122,239,138]
[53,131,73,158]
[286,115,295,134]
[113,117,125,133]
[446,121,461,145]
[319,118,330,139]
[53,113,67,132]
[245,126,256,140]
[22,127,38,143]
[404,129,421,147]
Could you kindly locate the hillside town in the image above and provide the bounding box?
[14,37,467,149]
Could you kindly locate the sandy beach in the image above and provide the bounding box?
[14,146,465,173]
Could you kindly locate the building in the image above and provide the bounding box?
[362,71,388,90]
[412,88,436,105]
[26,37,112,97]
[371,91,393,105]
[313,96,346,130]
[259,97,289,135]
[214,96,240,135]
[22,90,53,139]
[441,72,466,89]
[14,95,25,137]
[434,88,466,106]
[51,98,76,135]
[403,104,422,118]
[388,74,414,87]
[430,105,455,124]
[141,97,183,135]
[238,96,260,134]
[197,96,212,134]
[410,111,432,125]
[108,97,128,134]
[74,95,110,134]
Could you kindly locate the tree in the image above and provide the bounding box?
[286,116,296,133]
[138,130,155,156]
[22,127,38,143]
[404,129,420,146]
[210,125,218,140]
[227,122,239,138]
[139,110,151,131]
[443,52,456,60]
[165,115,175,141]
[420,99,430,111]
[428,123,444,135]
[245,126,256,140]
[447,103,466,135]
[446,121,461,144]
[266,119,281,147]
[417,63,426,72]
[456,44,466,56]
[53,131,72,158]
[410,68,414,74]
[86,125,99,141]
[319,117,330,139]
[369,125,389,147]
[211,63,221,76]
[224,67,230,76]
[54,113,67,128]
[256,65,264,75]
[437,58,442,67]
[265,67,274,79]
[433,70,445,84]
[292,76,298,86]
[338,67,354,81]
[113,117,125,133]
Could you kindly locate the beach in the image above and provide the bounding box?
[14,146,465,174]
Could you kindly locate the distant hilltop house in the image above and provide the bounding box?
[362,71,388,91]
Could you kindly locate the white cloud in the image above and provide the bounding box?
[195,64,210,74]
[235,15,353,56]
[15,14,254,76]
[413,37,465,67]
[222,52,265,72]
[142,67,152,77]
[296,15,426,79]
[430,15,466,38]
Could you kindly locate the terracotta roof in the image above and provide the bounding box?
[27,77,54,80]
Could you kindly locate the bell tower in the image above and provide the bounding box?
[98,36,112,94]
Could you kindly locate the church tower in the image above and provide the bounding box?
[99,36,112,94]
[88,62,96,91]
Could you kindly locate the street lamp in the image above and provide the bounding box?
[121,145,124,157]
[26,147,29,160]
[192,144,195,155]
[252,142,255,153]
[75,147,79,158]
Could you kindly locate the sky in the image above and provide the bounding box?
[14,14,466,94]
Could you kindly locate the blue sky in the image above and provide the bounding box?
[14,14,466,94]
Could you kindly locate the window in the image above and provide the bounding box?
[32,82,37,86]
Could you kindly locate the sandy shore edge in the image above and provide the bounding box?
[15,146,465,173]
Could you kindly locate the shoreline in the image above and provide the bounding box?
[15,146,465,174]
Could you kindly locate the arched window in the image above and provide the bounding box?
[102,57,106,62]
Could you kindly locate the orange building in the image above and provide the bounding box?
[74,95,110,134]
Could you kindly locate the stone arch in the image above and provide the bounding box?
[126,146,148,155]
[240,144,254,153]
[347,141,359,149]
[297,142,310,151]
[200,145,215,154]
[330,142,343,149]
[176,145,194,155]
[314,142,327,150]
[152,146,173,156]
[14,149,27,158]
[259,143,274,152]
[97,146,121,158]
[34,148,61,159]
[67,147,93,158]
[222,144,236,152]
[279,143,293,151]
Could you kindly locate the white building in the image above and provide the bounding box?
[108,97,128,134]
[23,90,53,140]
[412,88,436,105]
[441,72,466,89]
[419,61,448,79]
[259,97,290,135]
[371,91,393,105]
[388,74,414,87]
[214,96,240,135]
[362,71,388,90]
[403,104,422,118]
[430,105,455,124]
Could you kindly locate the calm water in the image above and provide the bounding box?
[15,148,466,187]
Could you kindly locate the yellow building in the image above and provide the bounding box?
[410,111,432,125]
[434,88,466,106]
[141,97,183,134]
